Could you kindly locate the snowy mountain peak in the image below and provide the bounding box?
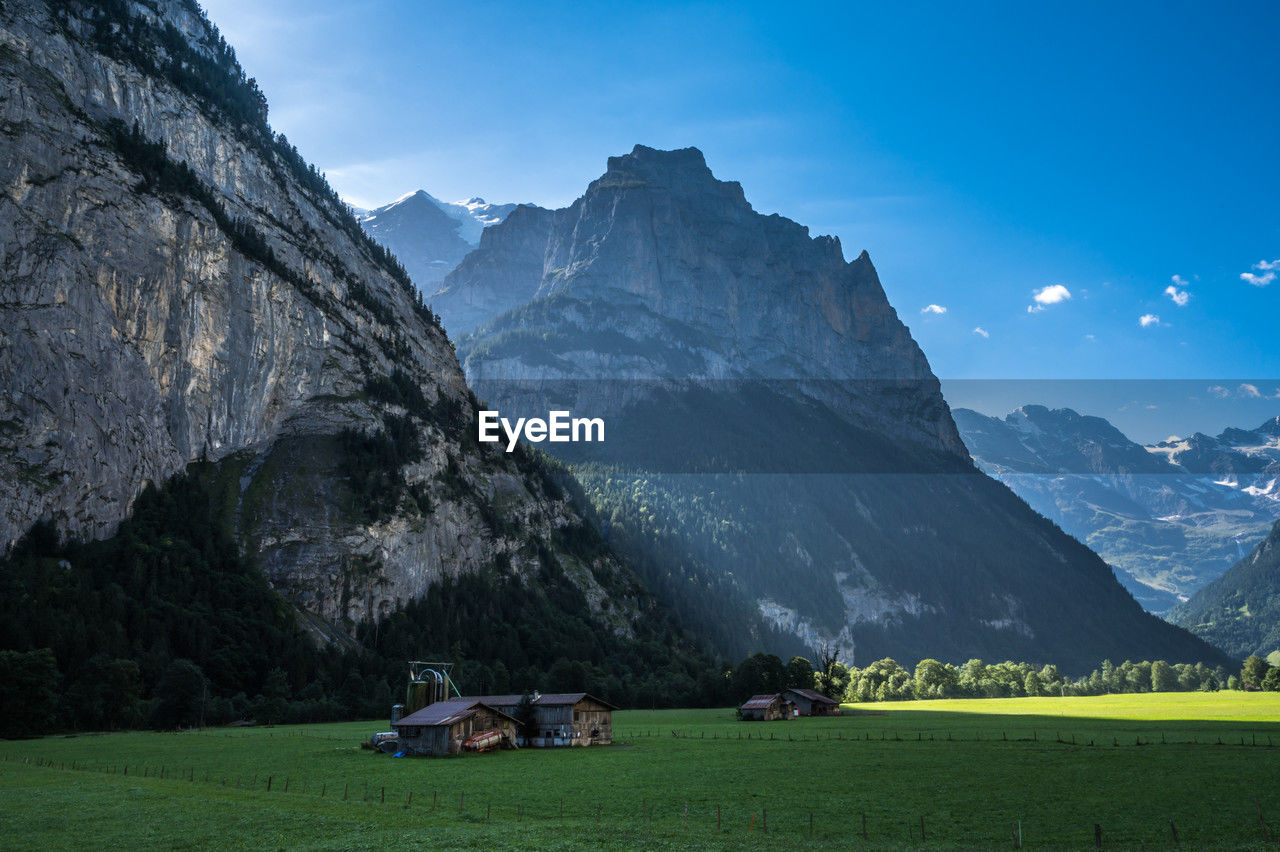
[357,189,523,292]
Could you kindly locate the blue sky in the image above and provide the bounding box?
[201,0,1279,439]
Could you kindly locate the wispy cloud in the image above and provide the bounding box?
[921,304,947,315]
[972,326,989,338]
[1241,259,1278,287]
[1139,313,1160,328]
[1027,284,1071,313]
[1165,275,1190,307]
[1208,383,1280,400]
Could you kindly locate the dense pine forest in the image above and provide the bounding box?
[0,462,725,738]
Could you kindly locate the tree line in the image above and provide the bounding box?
[723,650,1250,705]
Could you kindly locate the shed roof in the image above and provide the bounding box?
[460,692,619,710]
[740,694,783,710]
[394,699,519,728]
[786,688,840,705]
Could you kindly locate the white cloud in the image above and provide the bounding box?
[972,326,989,338]
[1165,276,1190,307]
[1027,284,1071,312]
[921,304,947,315]
[1084,333,1096,341]
[1208,383,1280,400]
[1139,313,1160,327]
[1241,259,1279,287]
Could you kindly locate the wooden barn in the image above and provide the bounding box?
[464,692,617,746]
[784,687,841,716]
[739,693,793,721]
[393,699,518,756]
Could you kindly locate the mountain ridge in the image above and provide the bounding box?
[0,0,671,648]
[431,144,1230,671]
[955,405,1280,612]
[1171,519,1280,658]
[358,190,518,294]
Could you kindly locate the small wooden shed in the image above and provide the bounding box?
[739,693,793,721]
[393,699,518,756]
[465,692,617,746]
[784,687,841,716]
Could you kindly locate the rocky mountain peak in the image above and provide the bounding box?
[590,144,749,208]
[437,145,966,456]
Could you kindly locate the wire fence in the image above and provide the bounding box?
[614,726,1279,748]
[3,743,1277,848]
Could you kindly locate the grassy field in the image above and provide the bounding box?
[3,693,1280,849]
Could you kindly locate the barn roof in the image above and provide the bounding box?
[786,688,839,705]
[394,699,519,728]
[460,692,619,710]
[740,694,783,710]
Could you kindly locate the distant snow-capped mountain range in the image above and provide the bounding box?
[955,406,1280,613]
[355,191,519,291]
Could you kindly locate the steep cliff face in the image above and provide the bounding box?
[440,145,964,457]
[433,145,1228,671]
[433,204,555,339]
[0,0,643,636]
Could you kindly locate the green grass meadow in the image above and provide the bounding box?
[3,693,1280,849]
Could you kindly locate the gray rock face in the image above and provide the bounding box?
[955,406,1280,613]
[432,204,555,338]
[0,0,640,637]
[429,144,1228,671]
[441,145,965,457]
